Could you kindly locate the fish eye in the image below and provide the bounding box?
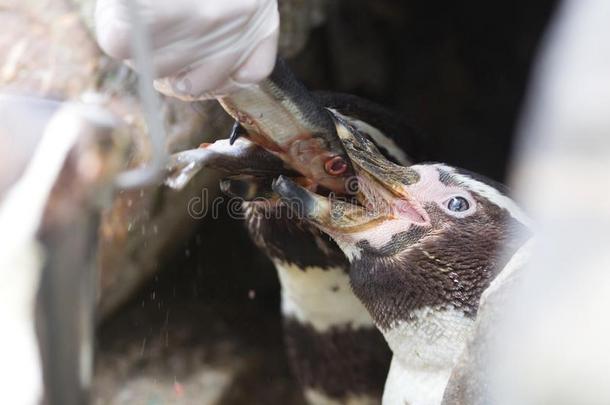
[447,196,470,212]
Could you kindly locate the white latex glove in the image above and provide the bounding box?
[95,0,279,100]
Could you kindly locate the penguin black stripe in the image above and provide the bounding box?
[283,318,392,400]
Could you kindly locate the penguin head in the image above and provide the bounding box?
[272,119,532,327]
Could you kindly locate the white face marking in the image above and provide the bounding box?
[406,165,478,218]
[333,238,363,261]
[333,164,529,254]
[332,164,476,251]
[304,388,379,405]
[274,261,374,332]
[433,164,532,227]
[328,109,411,165]
[341,218,416,252]
[383,356,453,405]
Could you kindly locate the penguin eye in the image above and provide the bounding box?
[447,196,470,212]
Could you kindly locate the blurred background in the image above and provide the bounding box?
[1,0,561,403]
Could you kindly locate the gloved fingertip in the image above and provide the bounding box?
[154,77,213,101]
[232,29,279,85]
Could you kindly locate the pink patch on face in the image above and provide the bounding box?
[406,165,476,217]
[333,165,477,250]
[394,198,428,224]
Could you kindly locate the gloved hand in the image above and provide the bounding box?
[95,0,279,100]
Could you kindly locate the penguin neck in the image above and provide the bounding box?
[242,203,375,332]
[349,255,482,405]
[383,356,454,405]
[348,253,478,373]
[243,203,346,269]
[382,306,474,371]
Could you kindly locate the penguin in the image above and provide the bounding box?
[166,59,427,404]
[270,117,533,405]
[0,98,130,405]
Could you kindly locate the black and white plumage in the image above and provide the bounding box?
[166,59,425,404]
[240,202,391,404]
[168,58,531,404]
[272,118,532,404]
[235,100,416,401]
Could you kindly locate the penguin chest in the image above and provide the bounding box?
[383,356,453,405]
[380,307,475,405]
[383,306,474,369]
[274,260,375,332]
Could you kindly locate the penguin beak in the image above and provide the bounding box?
[167,58,426,212]
[165,103,423,229]
[271,117,425,234]
[272,175,386,233]
[332,112,420,199]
